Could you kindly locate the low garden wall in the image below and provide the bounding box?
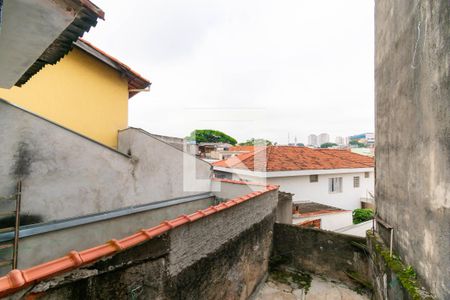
[0,185,278,299]
[272,224,371,291]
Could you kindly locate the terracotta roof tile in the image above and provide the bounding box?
[213,146,374,171]
[0,179,278,296]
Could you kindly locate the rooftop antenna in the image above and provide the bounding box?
[288,132,290,145]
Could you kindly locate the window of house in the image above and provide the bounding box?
[353,176,360,188]
[329,177,343,193]
[365,172,370,178]
[309,175,318,182]
[214,172,232,180]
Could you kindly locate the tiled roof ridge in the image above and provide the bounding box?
[316,149,373,168]
[0,180,278,296]
[295,209,351,218]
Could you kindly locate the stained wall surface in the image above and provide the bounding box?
[0,48,129,148]
[0,101,212,223]
[375,1,450,298]
[7,189,279,299]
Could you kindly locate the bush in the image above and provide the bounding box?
[186,129,237,145]
[353,208,374,224]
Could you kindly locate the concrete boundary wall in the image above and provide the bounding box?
[272,224,370,290]
[0,100,212,223]
[0,187,279,299]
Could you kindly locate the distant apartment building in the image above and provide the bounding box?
[335,136,345,145]
[318,133,330,145]
[349,132,375,146]
[307,134,318,147]
[351,148,375,157]
[213,146,374,210]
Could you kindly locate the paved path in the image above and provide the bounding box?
[255,275,369,300]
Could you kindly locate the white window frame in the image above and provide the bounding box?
[329,177,343,193]
[353,176,360,188]
[309,174,318,183]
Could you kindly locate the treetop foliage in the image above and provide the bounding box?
[187,129,237,145]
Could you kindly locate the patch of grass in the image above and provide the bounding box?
[291,271,312,293]
[269,269,312,293]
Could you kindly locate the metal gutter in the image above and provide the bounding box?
[0,192,214,242]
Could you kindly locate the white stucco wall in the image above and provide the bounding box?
[292,211,353,231]
[334,220,373,237]
[230,171,374,210]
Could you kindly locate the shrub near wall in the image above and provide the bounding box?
[353,208,374,224]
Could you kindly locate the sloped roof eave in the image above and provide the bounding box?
[14,0,105,87]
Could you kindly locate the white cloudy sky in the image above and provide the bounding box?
[85,0,374,144]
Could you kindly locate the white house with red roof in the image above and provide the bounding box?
[213,146,375,210]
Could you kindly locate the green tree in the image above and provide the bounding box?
[352,208,374,224]
[349,140,366,148]
[239,138,273,146]
[320,142,338,148]
[187,129,237,145]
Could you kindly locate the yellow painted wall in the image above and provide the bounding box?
[0,48,129,148]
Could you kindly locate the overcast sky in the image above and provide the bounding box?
[85,0,374,144]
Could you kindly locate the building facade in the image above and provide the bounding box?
[0,39,150,148]
[318,133,330,145]
[335,136,345,145]
[213,146,374,210]
[307,134,318,147]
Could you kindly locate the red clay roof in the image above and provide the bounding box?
[228,146,262,152]
[293,202,350,217]
[213,146,374,172]
[75,39,151,98]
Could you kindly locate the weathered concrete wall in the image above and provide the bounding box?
[276,191,293,224]
[375,1,449,298]
[118,127,212,202]
[211,179,256,200]
[272,224,370,290]
[8,190,278,299]
[15,196,214,270]
[367,231,434,300]
[0,100,212,223]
